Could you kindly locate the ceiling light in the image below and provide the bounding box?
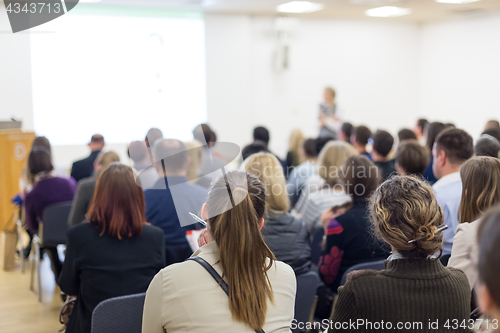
[436,0,480,3]
[365,6,411,17]
[276,1,325,14]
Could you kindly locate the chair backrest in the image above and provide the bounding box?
[293,271,320,333]
[340,259,386,286]
[91,293,146,333]
[41,201,73,247]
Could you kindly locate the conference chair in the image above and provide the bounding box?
[91,293,146,333]
[293,271,321,333]
[30,201,72,302]
[339,259,386,286]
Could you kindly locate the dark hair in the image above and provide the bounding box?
[417,119,428,133]
[475,136,500,158]
[354,125,371,146]
[435,128,473,165]
[192,124,215,146]
[482,128,500,142]
[444,123,455,129]
[28,147,53,176]
[87,164,145,239]
[303,138,317,158]
[485,120,500,132]
[342,155,380,200]
[372,130,394,157]
[253,126,270,145]
[153,139,188,173]
[341,122,353,142]
[477,206,500,307]
[32,136,51,153]
[91,134,104,143]
[242,142,269,161]
[395,140,430,176]
[425,122,446,151]
[398,128,417,142]
[145,128,163,148]
[315,136,334,155]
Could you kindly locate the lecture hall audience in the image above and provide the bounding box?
[287,138,318,207]
[142,171,296,333]
[371,130,396,181]
[331,175,470,333]
[70,134,105,182]
[59,164,165,333]
[350,125,372,160]
[397,128,417,143]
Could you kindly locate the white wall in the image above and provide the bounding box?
[420,10,500,139]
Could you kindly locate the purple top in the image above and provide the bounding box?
[24,176,77,233]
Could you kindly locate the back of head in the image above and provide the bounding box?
[97,151,120,169]
[32,136,51,153]
[354,125,371,146]
[206,171,275,331]
[484,119,500,132]
[153,139,188,175]
[475,136,500,158]
[324,86,336,100]
[145,128,163,148]
[245,152,289,213]
[482,128,500,143]
[314,136,334,155]
[341,123,353,142]
[398,128,417,142]
[417,118,429,133]
[128,141,148,163]
[242,141,269,161]
[192,123,214,146]
[435,128,473,165]
[425,122,445,151]
[28,147,53,176]
[395,140,430,176]
[253,126,270,146]
[372,130,394,157]
[370,175,444,258]
[318,141,358,185]
[342,155,380,201]
[459,156,500,223]
[303,138,317,159]
[88,164,145,239]
[288,129,304,153]
[90,134,105,151]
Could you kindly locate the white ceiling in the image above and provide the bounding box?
[90,0,500,23]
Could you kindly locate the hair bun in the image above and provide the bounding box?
[416,225,437,242]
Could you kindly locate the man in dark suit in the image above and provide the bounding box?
[70,134,105,182]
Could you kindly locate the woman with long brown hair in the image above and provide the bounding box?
[142,171,296,333]
[448,156,500,289]
[59,164,165,333]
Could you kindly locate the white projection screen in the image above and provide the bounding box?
[30,6,207,145]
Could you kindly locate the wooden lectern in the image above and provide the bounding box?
[0,130,35,230]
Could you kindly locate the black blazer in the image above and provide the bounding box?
[70,151,100,182]
[59,223,166,333]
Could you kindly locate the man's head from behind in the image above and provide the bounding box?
[192,123,216,147]
[128,141,149,164]
[89,134,105,152]
[372,130,394,161]
[432,128,473,179]
[253,126,270,146]
[351,125,371,153]
[339,122,353,143]
[153,139,189,177]
[484,119,500,132]
[475,136,500,158]
[395,140,430,177]
[145,128,163,148]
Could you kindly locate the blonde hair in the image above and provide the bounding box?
[96,151,120,169]
[317,141,358,186]
[184,140,203,183]
[245,152,290,213]
[207,171,275,331]
[369,175,444,258]
[288,129,305,167]
[324,86,336,100]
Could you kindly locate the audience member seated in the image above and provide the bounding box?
[414,118,428,146]
[24,147,77,279]
[294,141,356,235]
[145,139,208,265]
[142,171,296,333]
[59,164,165,333]
[474,135,500,158]
[319,155,390,294]
[371,130,396,181]
[70,134,105,182]
[432,128,473,257]
[68,151,120,227]
[397,128,417,143]
[242,126,287,171]
[128,140,158,190]
[350,125,372,160]
[287,138,318,207]
[482,127,500,143]
[395,140,430,177]
[483,119,500,132]
[145,127,163,148]
[423,122,446,184]
[448,157,500,289]
[285,129,304,178]
[184,140,203,183]
[331,175,470,333]
[338,122,353,143]
[476,207,500,330]
[245,153,311,275]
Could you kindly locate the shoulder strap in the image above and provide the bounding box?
[187,256,265,333]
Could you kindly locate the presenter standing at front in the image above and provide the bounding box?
[318,86,342,138]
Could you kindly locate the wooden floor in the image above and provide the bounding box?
[0,253,63,333]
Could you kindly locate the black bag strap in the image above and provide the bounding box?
[187,256,265,333]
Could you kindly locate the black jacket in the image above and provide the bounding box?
[70,151,100,182]
[261,211,311,275]
[68,176,97,228]
[59,223,165,333]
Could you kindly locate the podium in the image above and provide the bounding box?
[0,130,35,230]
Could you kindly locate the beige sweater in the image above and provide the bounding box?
[448,220,479,290]
[142,241,297,333]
